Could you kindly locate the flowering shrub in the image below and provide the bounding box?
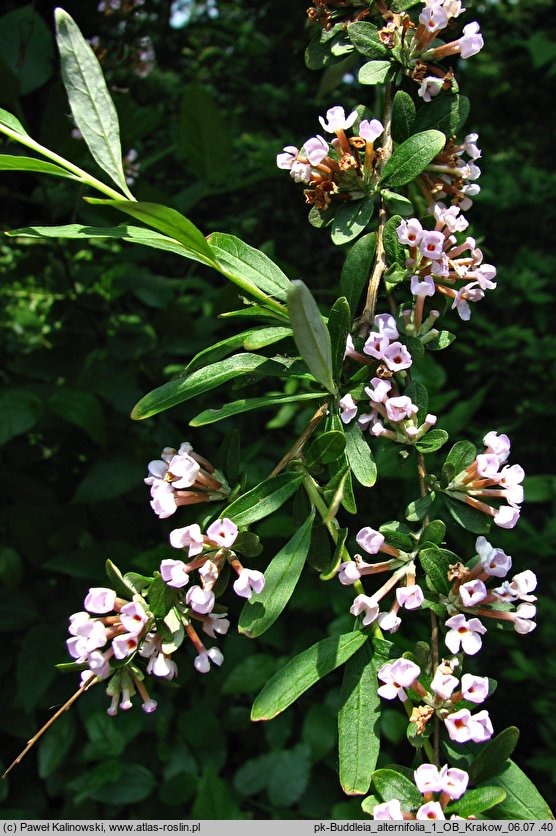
[0,0,552,821]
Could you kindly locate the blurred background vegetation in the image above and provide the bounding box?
[0,0,554,819]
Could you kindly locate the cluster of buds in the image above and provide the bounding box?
[374,763,470,820]
[443,431,524,529]
[277,106,384,209]
[67,587,158,715]
[144,441,230,519]
[443,535,537,638]
[421,136,482,211]
[338,525,424,633]
[376,656,494,745]
[306,0,370,30]
[398,202,495,324]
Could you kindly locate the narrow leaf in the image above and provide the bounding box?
[190,392,325,427]
[415,94,470,136]
[55,9,129,196]
[338,643,382,795]
[131,353,289,420]
[382,214,405,265]
[446,786,507,817]
[444,495,491,534]
[243,327,293,350]
[344,421,377,487]
[178,84,232,185]
[380,130,446,188]
[223,472,305,527]
[306,430,346,468]
[347,23,388,60]
[372,768,423,809]
[405,493,435,523]
[391,91,416,144]
[328,297,351,380]
[418,546,450,595]
[239,510,314,638]
[0,155,80,180]
[88,200,215,264]
[287,280,336,394]
[468,727,520,785]
[340,232,377,317]
[251,631,368,721]
[209,233,292,302]
[0,107,29,136]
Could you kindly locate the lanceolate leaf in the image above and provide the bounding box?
[223,472,305,527]
[347,22,388,60]
[468,727,520,785]
[86,200,215,265]
[331,199,374,246]
[0,155,81,180]
[338,642,382,795]
[380,130,446,188]
[446,786,507,818]
[238,510,315,638]
[358,60,391,85]
[391,90,416,144]
[131,353,290,420]
[340,232,377,316]
[444,494,491,534]
[54,9,130,197]
[190,391,326,427]
[0,108,29,137]
[445,439,477,473]
[251,631,368,721]
[344,421,377,487]
[415,94,470,136]
[328,297,351,380]
[372,768,423,809]
[209,233,292,302]
[287,280,337,394]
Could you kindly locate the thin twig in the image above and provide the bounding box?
[2,674,97,780]
[269,399,330,477]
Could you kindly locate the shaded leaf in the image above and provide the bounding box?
[238,511,314,638]
[224,472,305,526]
[209,233,291,302]
[178,84,231,185]
[0,155,79,179]
[347,23,388,60]
[251,631,368,720]
[391,90,416,144]
[340,232,377,316]
[331,199,374,245]
[288,280,336,394]
[190,391,325,427]
[345,421,377,487]
[380,130,446,188]
[415,94,470,135]
[444,495,491,534]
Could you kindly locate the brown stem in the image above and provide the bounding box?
[269,400,330,477]
[2,673,97,779]
[357,83,394,335]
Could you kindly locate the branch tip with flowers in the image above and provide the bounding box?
[0,0,552,822]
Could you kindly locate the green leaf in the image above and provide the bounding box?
[89,200,215,265]
[379,522,415,552]
[54,9,130,196]
[0,107,29,136]
[267,744,312,808]
[48,388,106,445]
[418,546,451,595]
[105,559,138,599]
[306,431,346,468]
[358,60,392,85]
[469,727,520,785]
[222,655,278,695]
[38,714,76,779]
[391,91,416,144]
[382,214,405,265]
[0,390,42,446]
[404,381,428,421]
[381,189,414,216]
[345,421,377,487]
[239,511,314,638]
[446,786,507,817]
[178,84,231,185]
[380,130,446,188]
[405,493,435,522]
[287,280,336,394]
[251,630,368,721]
[193,769,243,819]
[420,519,446,546]
[0,155,80,180]
[72,459,143,504]
[372,768,423,809]
[243,327,293,350]
[415,429,449,454]
[190,391,325,427]
[445,439,477,474]
[484,760,554,820]
[331,199,374,245]
[338,643,382,796]
[347,23,388,60]
[0,6,54,96]
[209,233,291,303]
[223,472,305,526]
[340,232,377,316]
[132,353,289,420]
[415,94,470,136]
[444,495,491,534]
[328,297,352,380]
[426,329,455,350]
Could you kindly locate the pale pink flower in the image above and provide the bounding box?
[112,632,140,660]
[350,594,379,626]
[169,523,204,556]
[476,536,512,577]
[493,505,520,529]
[303,135,329,165]
[202,612,231,638]
[365,377,392,404]
[430,668,459,700]
[119,601,149,635]
[206,518,238,548]
[84,587,117,614]
[414,763,442,794]
[439,766,469,800]
[339,393,358,424]
[356,526,385,554]
[417,801,445,820]
[359,119,384,142]
[194,646,223,673]
[276,145,299,170]
[396,584,424,610]
[377,658,421,701]
[410,274,436,297]
[445,707,493,743]
[461,674,489,704]
[160,558,190,588]
[459,579,488,608]
[338,561,362,585]
[386,396,418,423]
[233,568,265,599]
[459,22,484,59]
[319,106,358,133]
[420,231,445,260]
[445,614,486,655]
[185,585,215,615]
[397,218,424,247]
[374,313,399,340]
[373,799,403,820]
[382,342,412,371]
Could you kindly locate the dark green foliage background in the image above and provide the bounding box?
[0,0,554,819]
